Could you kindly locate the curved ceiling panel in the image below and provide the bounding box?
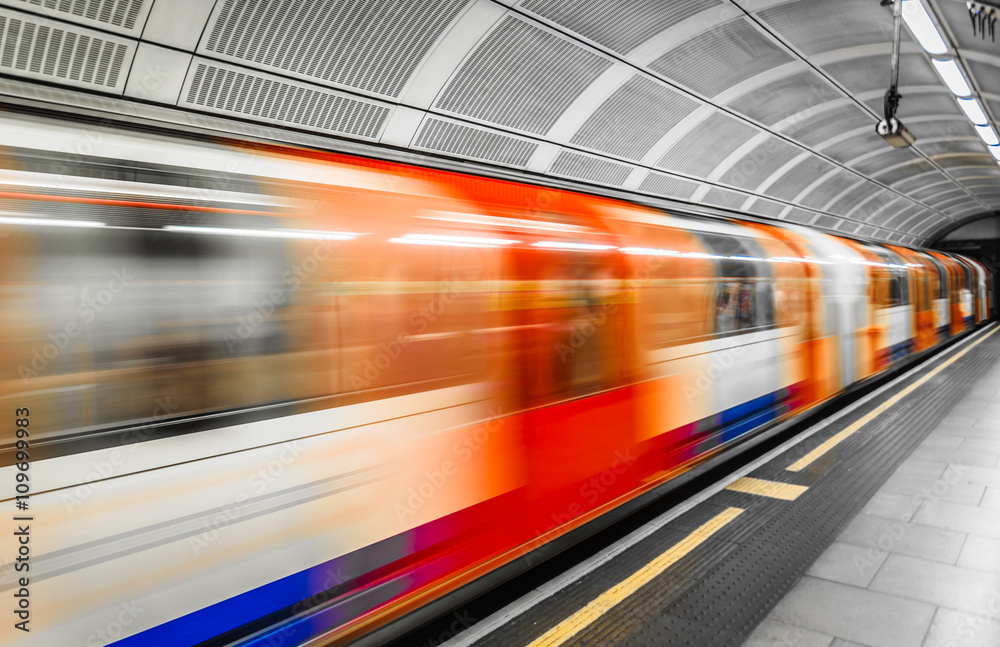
[0,0,994,245]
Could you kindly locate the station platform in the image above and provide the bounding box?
[440,322,1000,647]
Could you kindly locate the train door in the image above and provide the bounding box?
[928,251,964,335]
[954,257,976,326]
[920,252,950,341]
[869,246,913,362]
[504,202,641,537]
[889,246,933,352]
[745,222,849,401]
[691,225,808,441]
[961,256,989,323]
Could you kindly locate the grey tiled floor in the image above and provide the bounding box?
[743,362,1000,647]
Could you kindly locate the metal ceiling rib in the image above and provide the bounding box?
[0,0,994,245]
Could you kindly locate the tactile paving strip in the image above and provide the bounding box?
[466,325,1000,647]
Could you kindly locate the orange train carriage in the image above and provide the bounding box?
[0,114,993,647]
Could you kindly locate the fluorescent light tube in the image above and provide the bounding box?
[976,124,999,146]
[932,58,972,96]
[902,0,948,55]
[958,98,989,125]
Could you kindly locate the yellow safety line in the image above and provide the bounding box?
[788,324,999,473]
[725,477,808,501]
[525,507,743,647]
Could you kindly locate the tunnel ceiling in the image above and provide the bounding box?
[0,0,999,245]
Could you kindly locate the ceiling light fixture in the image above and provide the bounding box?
[901,0,949,54]
[958,97,989,125]
[932,58,972,96]
[975,124,1000,146]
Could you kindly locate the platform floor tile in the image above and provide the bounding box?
[743,342,1000,647]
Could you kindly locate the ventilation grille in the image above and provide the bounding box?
[800,170,859,210]
[650,18,793,99]
[748,199,786,218]
[764,155,838,202]
[182,62,391,141]
[570,75,697,161]
[907,119,975,142]
[909,184,957,202]
[702,187,749,211]
[821,133,887,164]
[726,71,841,127]
[436,16,612,135]
[549,150,632,186]
[782,208,816,225]
[657,112,760,177]
[935,154,993,170]
[884,203,920,229]
[0,7,132,91]
[203,0,467,98]
[521,0,721,54]
[755,0,904,56]
[853,191,899,222]
[850,148,918,175]
[719,136,802,191]
[921,140,985,157]
[828,181,882,216]
[872,159,934,186]
[6,0,147,34]
[782,104,874,148]
[927,192,970,209]
[637,171,699,200]
[413,118,538,168]
[823,53,936,95]
[894,171,947,193]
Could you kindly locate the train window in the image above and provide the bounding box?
[922,253,948,303]
[519,250,630,404]
[888,274,905,306]
[694,232,777,337]
[12,224,298,440]
[870,247,909,307]
[714,280,775,333]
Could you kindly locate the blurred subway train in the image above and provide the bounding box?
[0,112,993,647]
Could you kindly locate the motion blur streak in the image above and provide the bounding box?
[0,112,992,647]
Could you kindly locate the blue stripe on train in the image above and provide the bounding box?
[113,387,794,647]
[110,530,411,647]
[718,391,781,443]
[888,339,914,363]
